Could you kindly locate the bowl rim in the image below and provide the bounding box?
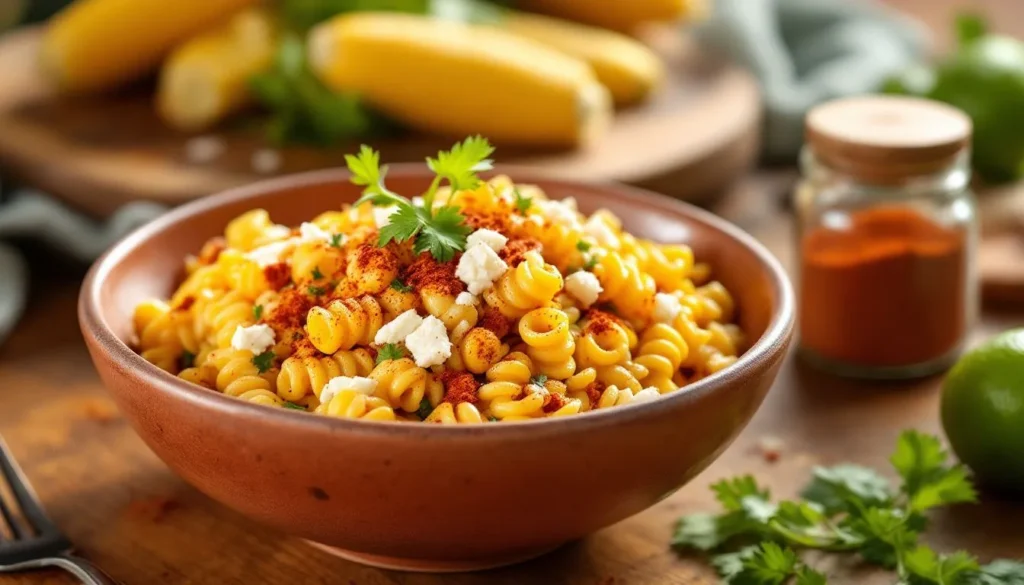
[79,165,794,438]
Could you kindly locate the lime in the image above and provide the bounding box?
[941,329,1024,493]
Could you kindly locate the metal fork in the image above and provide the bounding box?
[0,435,117,584]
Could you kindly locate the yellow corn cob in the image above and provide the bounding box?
[157,8,277,131]
[41,0,257,93]
[308,12,612,148]
[517,0,707,33]
[501,12,663,107]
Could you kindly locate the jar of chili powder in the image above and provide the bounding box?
[795,96,978,379]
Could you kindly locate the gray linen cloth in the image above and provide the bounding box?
[0,0,927,342]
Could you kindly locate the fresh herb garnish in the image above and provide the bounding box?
[253,304,264,321]
[283,402,306,410]
[583,256,598,270]
[307,285,326,297]
[348,138,487,262]
[576,240,592,252]
[311,266,324,280]
[376,343,406,365]
[671,431,1023,584]
[179,350,196,370]
[530,374,548,387]
[252,351,276,374]
[488,416,499,422]
[417,398,433,420]
[514,188,532,215]
[390,278,414,293]
[329,233,343,248]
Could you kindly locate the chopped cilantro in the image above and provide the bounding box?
[329,233,343,248]
[530,374,548,387]
[307,285,326,297]
[311,266,324,280]
[488,416,499,422]
[514,188,532,214]
[576,240,592,252]
[253,304,264,321]
[583,256,598,271]
[283,402,306,411]
[390,278,413,293]
[179,350,196,370]
[376,343,406,365]
[417,398,433,420]
[252,350,276,374]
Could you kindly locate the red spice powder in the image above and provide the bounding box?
[543,392,567,413]
[405,253,464,296]
[462,209,513,233]
[439,370,480,405]
[290,336,320,359]
[173,296,195,312]
[264,288,314,333]
[478,307,511,339]
[583,309,619,335]
[351,243,398,280]
[500,238,542,267]
[584,381,605,407]
[263,263,291,291]
[196,237,226,266]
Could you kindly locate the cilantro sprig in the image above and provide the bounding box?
[514,189,532,214]
[252,351,276,374]
[390,278,414,293]
[673,431,1022,584]
[348,137,491,262]
[376,343,406,365]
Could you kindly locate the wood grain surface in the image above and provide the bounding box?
[1,170,1022,585]
[0,26,760,217]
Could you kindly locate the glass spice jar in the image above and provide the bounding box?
[794,96,979,379]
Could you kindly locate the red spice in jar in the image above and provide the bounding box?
[799,206,968,368]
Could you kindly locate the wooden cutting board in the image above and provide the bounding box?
[0,26,761,217]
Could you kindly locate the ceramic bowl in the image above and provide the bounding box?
[79,167,794,572]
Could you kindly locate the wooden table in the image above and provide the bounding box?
[1,168,1022,585]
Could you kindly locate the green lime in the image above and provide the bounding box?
[941,329,1024,493]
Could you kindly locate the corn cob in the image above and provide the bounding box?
[501,12,663,107]
[307,12,612,148]
[41,0,256,93]
[157,8,277,131]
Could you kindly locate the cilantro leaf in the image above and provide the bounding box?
[307,285,326,297]
[530,374,548,386]
[514,189,532,214]
[713,476,770,513]
[346,145,404,207]
[801,464,892,514]
[329,233,344,248]
[488,415,499,422]
[283,402,307,411]
[390,278,414,293]
[975,560,1024,585]
[311,266,324,280]
[376,343,406,365]
[795,567,828,585]
[576,239,592,252]
[253,304,264,321]
[252,350,276,374]
[891,430,977,512]
[414,205,472,262]
[905,547,979,585]
[417,398,433,420]
[426,135,495,192]
[584,256,598,270]
[712,546,760,581]
[179,350,196,370]
[744,542,800,584]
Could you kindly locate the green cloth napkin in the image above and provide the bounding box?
[696,0,928,160]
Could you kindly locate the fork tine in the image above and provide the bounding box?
[0,491,27,539]
[0,435,59,536]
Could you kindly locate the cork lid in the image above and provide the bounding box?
[806,96,972,182]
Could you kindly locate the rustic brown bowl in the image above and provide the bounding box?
[79,167,794,572]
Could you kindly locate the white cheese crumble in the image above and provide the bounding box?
[456,243,508,295]
[466,228,508,252]
[251,148,282,174]
[373,309,424,345]
[455,292,477,306]
[245,238,298,267]
[320,376,378,406]
[564,271,603,308]
[263,224,293,241]
[538,198,581,228]
[299,222,336,244]
[584,215,619,249]
[653,293,683,323]
[230,324,276,354]
[632,387,661,404]
[373,205,401,229]
[405,315,452,368]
